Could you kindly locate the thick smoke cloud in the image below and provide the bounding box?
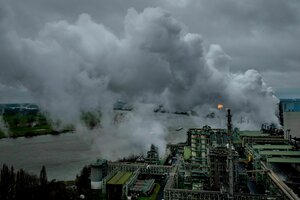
[77,104,167,158]
[0,5,279,158]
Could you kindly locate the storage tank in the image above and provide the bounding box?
[91,159,108,190]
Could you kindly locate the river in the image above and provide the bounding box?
[0,133,101,180]
[0,113,198,180]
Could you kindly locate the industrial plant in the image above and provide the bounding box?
[89,109,300,200]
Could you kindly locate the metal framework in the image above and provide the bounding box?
[98,110,300,200]
[108,162,173,175]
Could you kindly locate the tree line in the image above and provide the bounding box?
[0,164,103,200]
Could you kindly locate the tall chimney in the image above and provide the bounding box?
[227,108,234,197]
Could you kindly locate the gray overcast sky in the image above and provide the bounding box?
[1,0,300,102]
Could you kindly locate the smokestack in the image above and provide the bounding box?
[227,108,234,197]
[227,108,232,138]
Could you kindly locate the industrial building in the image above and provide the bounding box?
[91,159,108,190]
[279,99,300,138]
[90,109,300,200]
[106,171,134,200]
[145,144,159,165]
[130,179,156,197]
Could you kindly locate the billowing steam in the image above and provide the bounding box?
[77,103,167,158]
[0,6,278,158]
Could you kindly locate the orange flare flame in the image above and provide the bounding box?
[217,104,224,110]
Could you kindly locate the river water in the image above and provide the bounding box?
[0,113,198,180]
[0,133,101,180]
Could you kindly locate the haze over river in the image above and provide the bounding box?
[0,113,201,180]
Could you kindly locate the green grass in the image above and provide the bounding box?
[1,113,73,139]
[10,125,54,138]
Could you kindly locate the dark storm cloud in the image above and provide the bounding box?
[2,0,299,90]
[174,0,300,89]
[3,0,160,36]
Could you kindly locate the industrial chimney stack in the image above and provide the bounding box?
[227,109,234,198]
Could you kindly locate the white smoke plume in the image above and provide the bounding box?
[77,103,167,159]
[0,5,279,158]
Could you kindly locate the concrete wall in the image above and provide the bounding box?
[283,112,300,138]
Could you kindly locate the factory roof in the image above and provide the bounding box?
[280,99,300,112]
[252,145,293,150]
[240,131,269,137]
[188,128,226,134]
[280,99,300,102]
[267,157,300,163]
[107,172,133,185]
[259,151,300,156]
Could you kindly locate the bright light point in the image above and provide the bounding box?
[217,104,224,110]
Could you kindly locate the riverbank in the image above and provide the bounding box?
[0,128,73,139]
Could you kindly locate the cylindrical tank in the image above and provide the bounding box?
[91,159,108,190]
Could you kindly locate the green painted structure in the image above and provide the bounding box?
[259,151,300,156]
[252,144,293,150]
[107,172,133,200]
[240,131,269,137]
[107,171,133,185]
[267,157,300,163]
[184,146,191,160]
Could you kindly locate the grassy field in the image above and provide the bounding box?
[0,113,73,138]
[0,109,101,139]
[9,124,54,138]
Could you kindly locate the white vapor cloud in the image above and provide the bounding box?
[77,104,167,159]
[0,5,279,158]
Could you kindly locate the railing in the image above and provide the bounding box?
[108,162,174,175]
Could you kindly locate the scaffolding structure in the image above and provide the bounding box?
[208,147,238,191]
[145,144,159,164]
